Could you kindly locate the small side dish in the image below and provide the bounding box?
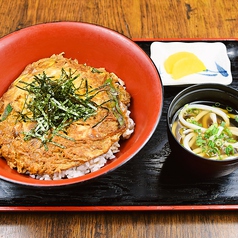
[172,102,238,160]
[167,83,238,178]
[150,42,232,86]
[0,54,135,180]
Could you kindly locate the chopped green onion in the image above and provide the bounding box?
[225,145,234,156]
[0,103,13,121]
[226,106,233,112]
[104,78,125,126]
[91,68,102,73]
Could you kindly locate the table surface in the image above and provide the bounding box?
[1,0,238,237]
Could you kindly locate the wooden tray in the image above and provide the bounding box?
[1,39,238,211]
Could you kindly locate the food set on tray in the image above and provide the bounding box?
[0,22,238,211]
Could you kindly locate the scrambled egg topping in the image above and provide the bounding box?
[0,54,132,176]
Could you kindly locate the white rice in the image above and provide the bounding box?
[29,109,135,180]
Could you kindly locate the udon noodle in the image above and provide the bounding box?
[172,103,238,160]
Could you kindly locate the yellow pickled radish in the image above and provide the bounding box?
[164,52,190,74]
[164,52,206,79]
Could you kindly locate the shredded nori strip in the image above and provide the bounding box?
[16,68,125,149]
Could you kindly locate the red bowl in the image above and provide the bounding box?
[0,22,163,186]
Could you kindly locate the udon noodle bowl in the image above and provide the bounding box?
[172,102,238,160]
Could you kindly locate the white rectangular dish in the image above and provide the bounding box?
[150,42,232,86]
